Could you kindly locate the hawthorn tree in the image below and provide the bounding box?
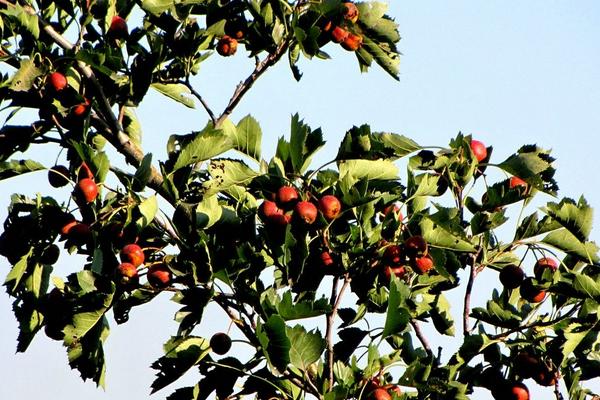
[1,1,599,400]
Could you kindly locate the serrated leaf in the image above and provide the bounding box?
[286,325,325,370]
[0,159,44,181]
[151,336,211,393]
[430,294,455,336]
[543,228,599,263]
[195,195,222,230]
[141,0,174,16]
[133,153,153,192]
[382,278,411,337]
[572,273,600,301]
[542,196,593,242]
[2,6,40,40]
[277,292,331,320]
[204,158,259,196]
[4,249,32,294]
[338,158,399,189]
[377,132,421,158]
[151,83,195,108]
[171,129,234,171]
[8,58,42,92]
[234,115,262,161]
[136,195,158,228]
[420,217,476,252]
[256,315,290,373]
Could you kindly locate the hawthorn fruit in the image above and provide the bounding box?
[509,176,528,191]
[520,277,546,303]
[342,2,359,23]
[383,245,403,265]
[258,200,282,221]
[46,72,67,92]
[470,139,488,162]
[147,264,172,288]
[404,235,428,257]
[370,387,392,400]
[76,178,98,203]
[341,32,363,51]
[320,251,335,267]
[120,243,145,267]
[108,16,128,40]
[412,255,434,274]
[40,244,60,265]
[294,201,318,224]
[216,35,238,56]
[116,262,139,287]
[210,332,232,355]
[276,186,299,209]
[499,264,525,289]
[318,195,342,220]
[48,165,70,188]
[330,26,349,43]
[383,265,406,281]
[534,257,558,280]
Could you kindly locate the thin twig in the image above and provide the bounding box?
[183,78,217,125]
[215,42,289,127]
[410,320,433,358]
[325,276,340,389]
[463,263,477,336]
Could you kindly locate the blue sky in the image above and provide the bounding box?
[1,2,599,399]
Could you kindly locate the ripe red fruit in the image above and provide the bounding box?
[276,186,299,209]
[404,235,428,257]
[342,2,359,23]
[108,16,128,40]
[506,382,529,400]
[370,388,392,400]
[147,264,172,288]
[116,262,139,287]
[534,257,558,280]
[71,101,90,118]
[412,255,434,274]
[520,278,546,303]
[383,245,403,265]
[210,332,232,355]
[47,72,67,92]
[320,251,335,267]
[533,367,558,386]
[258,200,282,221]
[499,264,525,289]
[120,243,145,267]
[76,178,98,203]
[330,26,349,43]
[269,213,292,227]
[509,176,528,191]
[48,165,70,188]
[60,219,78,236]
[383,265,406,281]
[470,139,488,162]
[513,352,540,379]
[295,201,318,224]
[382,384,401,396]
[319,195,342,220]
[66,222,92,245]
[216,35,238,57]
[341,32,363,51]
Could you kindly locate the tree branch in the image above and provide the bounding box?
[463,263,477,336]
[325,273,351,389]
[411,320,433,358]
[183,78,217,126]
[214,42,289,128]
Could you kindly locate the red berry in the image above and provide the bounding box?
[330,26,349,43]
[404,235,428,257]
[383,265,406,281]
[319,195,342,220]
[259,200,282,221]
[499,264,525,289]
[509,176,528,190]
[76,178,98,203]
[108,16,128,40]
[383,245,403,265]
[320,251,335,267]
[216,35,238,56]
[147,264,172,289]
[294,201,318,224]
[342,2,359,23]
[341,32,363,51]
[116,262,139,287]
[470,139,488,162]
[120,243,145,267]
[48,165,70,188]
[534,257,558,280]
[412,255,434,274]
[507,382,529,400]
[370,388,392,400]
[276,186,299,209]
[71,101,89,118]
[210,332,232,355]
[66,222,92,245]
[520,277,546,303]
[47,72,68,92]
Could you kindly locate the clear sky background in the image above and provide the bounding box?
[1,1,600,399]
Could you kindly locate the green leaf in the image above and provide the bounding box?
[235,115,262,161]
[141,0,174,16]
[359,35,400,80]
[151,83,195,108]
[151,336,211,393]
[498,145,558,194]
[286,325,325,371]
[4,249,32,294]
[8,58,42,92]
[123,107,143,148]
[285,114,325,174]
[195,195,222,230]
[542,196,593,242]
[133,153,153,192]
[430,294,455,336]
[2,5,40,40]
[377,132,421,158]
[136,195,158,228]
[338,159,399,189]
[66,316,110,388]
[204,158,259,196]
[382,278,411,338]
[572,273,600,301]
[170,128,234,171]
[277,292,331,320]
[0,159,44,181]
[420,217,476,252]
[543,228,599,263]
[256,315,291,373]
